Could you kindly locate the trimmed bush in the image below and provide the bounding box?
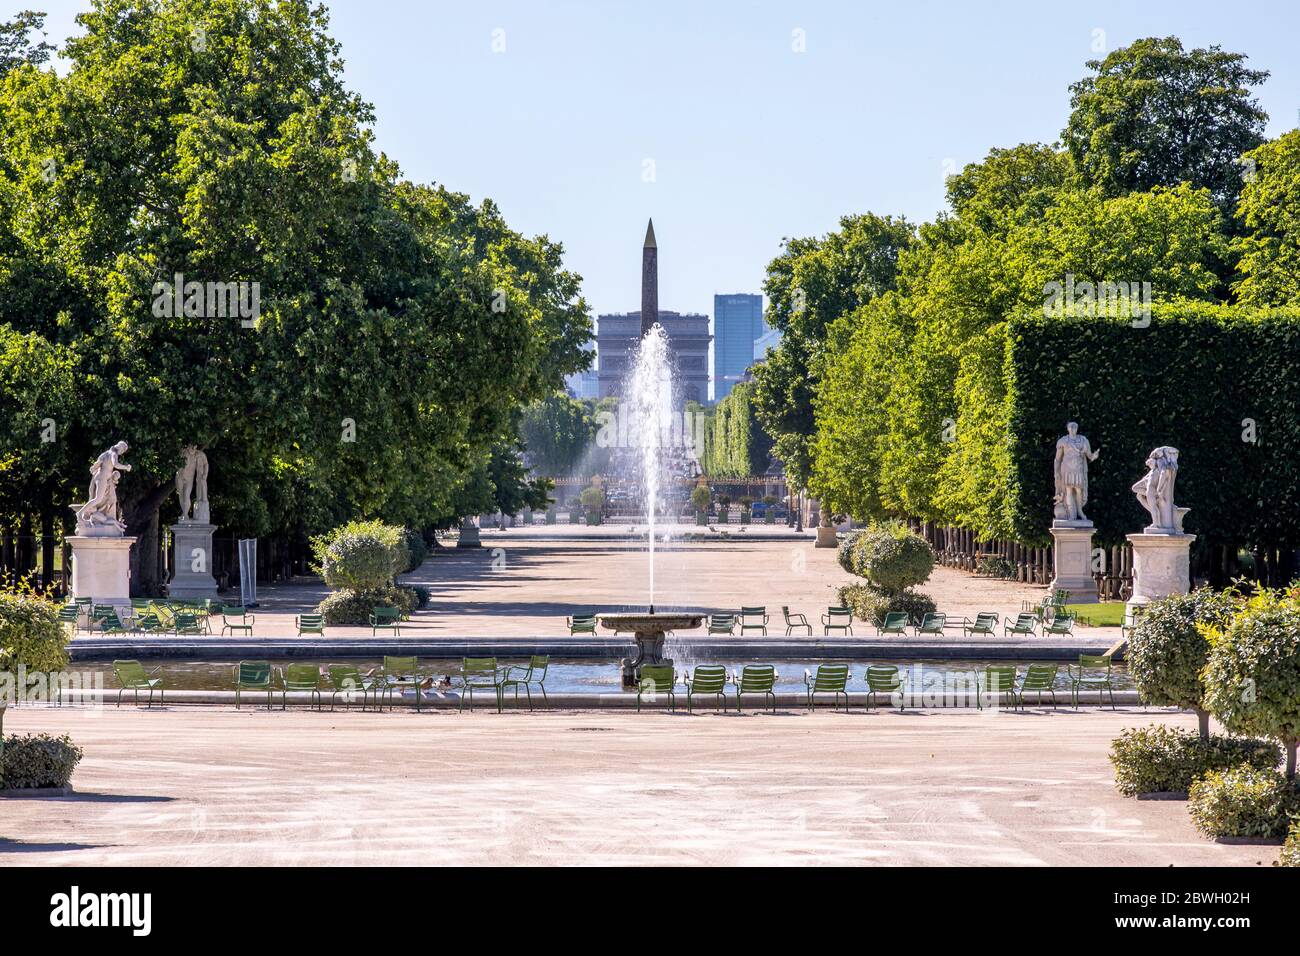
[311,520,408,592]
[1109,724,1281,796]
[1187,766,1300,840]
[843,521,934,594]
[838,583,936,627]
[1127,589,1240,739]
[1203,590,1300,778]
[0,591,69,673]
[1,733,82,790]
[1277,821,1300,866]
[317,585,418,626]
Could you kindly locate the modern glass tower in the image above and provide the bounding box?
[712,293,766,400]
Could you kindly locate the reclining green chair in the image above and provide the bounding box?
[370,606,402,637]
[500,656,549,710]
[979,664,1020,711]
[732,664,777,713]
[93,604,131,635]
[58,603,81,635]
[567,613,597,635]
[782,606,812,636]
[637,664,676,712]
[912,612,947,637]
[1043,612,1075,637]
[876,611,908,637]
[234,660,273,709]
[685,665,728,712]
[805,663,851,712]
[963,612,999,637]
[1019,663,1060,709]
[458,657,502,713]
[738,607,769,636]
[1003,612,1038,637]
[822,606,854,637]
[112,660,165,708]
[173,610,204,636]
[327,664,375,711]
[864,664,906,711]
[1067,654,1116,710]
[295,613,325,637]
[278,663,324,710]
[707,613,735,637]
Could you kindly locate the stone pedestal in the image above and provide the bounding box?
[457,518,481,548]
[1126,532,1196,624]
[67,535,136,607]
[168,521,219,600]
[1049,523,1097,603]
[815,525,838,548]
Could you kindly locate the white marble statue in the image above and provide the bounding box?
[77,441,132,533]
[1132,446,1180,533]
[175,445,210,522]
[1053,422,1100,524]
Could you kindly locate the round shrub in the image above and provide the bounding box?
[690,485,711,513]
[316,585,418,626]
[311,520,407,592]
[837,583,936,627]
[1277,821,1300,866]
[1187,766,1300,840]
[404,529,428,573]
[0,591,69,673]
[1109,724,1281,796]
[1203,590,1300,779]
[1,733,82,790]
[1127,589,1240,739]
[846,522,934,594]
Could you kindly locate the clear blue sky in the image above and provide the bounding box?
[31,0,1300,321]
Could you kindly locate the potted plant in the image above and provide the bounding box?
[580,482,605,526]
[739,496,754,524]
[690,484,712,526]
[762,495,778,524]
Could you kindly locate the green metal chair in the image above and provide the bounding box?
[567,613,597,635]
[379,655,427,711]
[636,664,676,712]
[234,661,273,709]
[221,605,255,637]
[963,611,999,637]
[295,613,325,637]
[58,603,81,634]
[1019,663,1060,709]
[132,608,165,636]
[875,611,909,637]
[979,664,1020,710]
[92,604,131,634]
[327,664,375,711]
[782,606,812,636]
[822,606,854,637]
[912,612,947,637]
[707,613,735,636]
[864,664,906,711]
[1043,612,1075,636]
[732,664,777,713]
[370,606,402,637]
[279,663,324,710]
[112,660,164,708]
[173,611,203,636]
[459,657,502,712]
[805,663,851,712]
[684,665,728,712]
[738,607,768,636]
[1004,612,1038,637]
[500,656,549,710]
[1067,654,1116,710]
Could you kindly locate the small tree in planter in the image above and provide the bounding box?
[836,521,936,625]
[739,496,753,524]
[762,495,777,524]
[690,484,712,525]
[716,494,731,522]
[1204,589,1300,779]
[580,482,605,526]
[1128,589,1240,740]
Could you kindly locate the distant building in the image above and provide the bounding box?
[713,293,766,400]
[753,326,782,364]
[596,311,711,404]
[565,340,599,399]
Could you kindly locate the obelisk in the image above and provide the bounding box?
[641,218,658,337]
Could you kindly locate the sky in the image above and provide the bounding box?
[27,0,1300,324]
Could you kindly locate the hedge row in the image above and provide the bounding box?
[694,383,773,478]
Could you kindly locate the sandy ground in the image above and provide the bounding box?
[93,531,1092,640]
[0,707,1270,866]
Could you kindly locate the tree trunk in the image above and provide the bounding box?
[1195,708,1210,742]
[40,509,56,589]
[1287,740,1296,781]
[124,481,173,598]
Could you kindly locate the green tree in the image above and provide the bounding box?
[1232,131,1300,306]
[0,9,53,76]
[1063,37,1268,207]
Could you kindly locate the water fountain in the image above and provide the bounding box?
[598,322,703,686]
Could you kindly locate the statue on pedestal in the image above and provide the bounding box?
[1132,446,1180,533]
[75,441,132,534]
[1053,422,1100,525]
[176,445,210,523]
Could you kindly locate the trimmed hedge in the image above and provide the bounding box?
[317,585,418,626]
[0,591,69,673]
[1,733,82,790]
[1187,766,1300,840]
[311,520,408,592]
[1109,724,1281,796]
[697,383,774,478]
[837,583,936,627]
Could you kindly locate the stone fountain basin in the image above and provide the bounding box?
[598,612,704,634]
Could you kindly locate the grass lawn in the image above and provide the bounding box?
[1065,602,1126,627]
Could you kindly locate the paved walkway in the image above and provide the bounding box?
[0,708,1269,866]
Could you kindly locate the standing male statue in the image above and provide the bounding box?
[1053,422,1100,524]
[1132,446,1180,532]
[175,445,210,522]
[77,441,132,531]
